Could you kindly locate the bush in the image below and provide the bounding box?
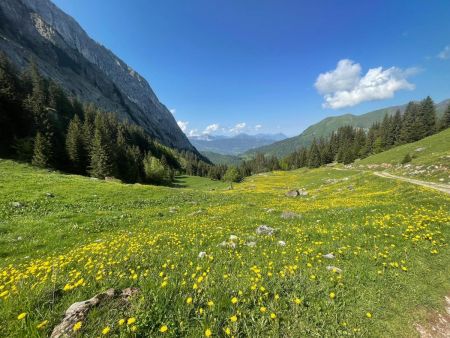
[143,154,166,183]
[401,153,412,164]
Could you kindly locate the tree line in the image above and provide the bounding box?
[0,53,217,184]
[225,96,450,181]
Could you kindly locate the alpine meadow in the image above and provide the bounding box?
[0,1,449,337]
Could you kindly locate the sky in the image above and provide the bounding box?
[52,0,450,137]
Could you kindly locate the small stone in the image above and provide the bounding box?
[278,240,286,246]
[46,192,55,198]
[323,253,335,259]
[229,235,238,242]
[11,202,22,208]
[198,251,206,259]
[281,211,302,219]
[285,190,299,197]
[326,265,342,273]
[256,225,276,236]
[246,241,256,247]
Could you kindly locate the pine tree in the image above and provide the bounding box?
[400,102,420,143]
[439,105,450,130]
[32,132,52,168]
[419,96,436,137]
[308,140,321,168]
[66,115,86,173]
[391,110,402,144]
[89,129,113,179]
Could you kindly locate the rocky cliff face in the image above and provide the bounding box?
[0,0,196,152]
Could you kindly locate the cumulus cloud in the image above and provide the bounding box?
[203,123,220,134]
[177,120,189,132]
[437,45,450,60]
[229,122,246,134]
[169,108,176,114]
[255,124,262,131]
[315,59,417,109]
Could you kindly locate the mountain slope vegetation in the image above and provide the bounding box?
[244,99,449,158]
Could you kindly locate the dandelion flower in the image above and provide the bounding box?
[127,317,136,325]
[37,320,48,329]
[205,328,212,336]
[17,312,27,320]
[131,325,137,332]
[270,313,277,319]
[102,326,110,335]
[231,297,238,304]
[118,319,125,326]
[230,315,237,322]
[329,292,336,299]
[260,306,267,313]
[73,321,82,332]
[366,312,372,318]
[186,297,193,304]
[160,325,168,333]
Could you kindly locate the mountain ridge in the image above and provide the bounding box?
[0,0,197,153]
[243,98,450,158]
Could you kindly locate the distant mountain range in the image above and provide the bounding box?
[189,133,287,155]
[243,99,450,158]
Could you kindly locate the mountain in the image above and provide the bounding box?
[189,133,287,155]
[0,0,196,153]
[244,99,450,158]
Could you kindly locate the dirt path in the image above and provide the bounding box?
[374,171,450,195]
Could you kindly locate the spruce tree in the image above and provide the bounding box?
[419,96,436,137]
[66,115,86,173]
[400,102,420,143]
[308,140,321,168]
[439,105,450,130]
[89,129,113,179]
[32,132,52,168]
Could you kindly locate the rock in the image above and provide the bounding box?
[278,240,286,246]
[298,189,308,196]
[169,207,177,213]
[348,185,354,191]
[198,251,207,259]
[51,287,139,338]
[229,235,238,242]
[323,253,335,259]
[285,190,300,197]
[415,147,426,152]
[256,225,276,236]
[281,211,302,219]
[219,241,236,250]
[11,201,22,208]
[46,192,55,198]
[246,241,256,247]
[326,266,342,273]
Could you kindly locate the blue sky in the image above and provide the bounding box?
[53,0,450,137]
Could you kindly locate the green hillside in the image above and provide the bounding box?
[201,151,243,166]
[356,128,450,183]
[1,159,450,337]
[244,99,449,158]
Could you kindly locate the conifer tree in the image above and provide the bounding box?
[439,105,450,130]
[66,115,86,173]
[89,129,113,179]
[308,140,321,168]
[419,96,436,137]
[32,132,52,168]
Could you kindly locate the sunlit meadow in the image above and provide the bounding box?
[0,160,449,337]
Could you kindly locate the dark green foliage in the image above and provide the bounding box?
[401,153,412,164]
[307,140,321,168]
[66,115,86,173]
[223,166,242,188]
[89,129,113,179]
[143,154,166,183]
[32,132,52,168]
[439,105,450,130]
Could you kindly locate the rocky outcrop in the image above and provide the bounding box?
[0,0,196,152]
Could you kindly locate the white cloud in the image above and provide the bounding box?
[177,120,189,132]
[315,59,417,109]
[170,108,176,114]
[188,129,199,137]
[255,124,262,131]
[203,123,220,134]
[229,122,246,134]
[437,45,450,60]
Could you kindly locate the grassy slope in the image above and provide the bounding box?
[244,99,449,159]
[0,160,449,337]
[201,151,243,166]
[357,128,450,183]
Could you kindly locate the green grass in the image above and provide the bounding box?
[0,159,449,337]
[357,128,450,183]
